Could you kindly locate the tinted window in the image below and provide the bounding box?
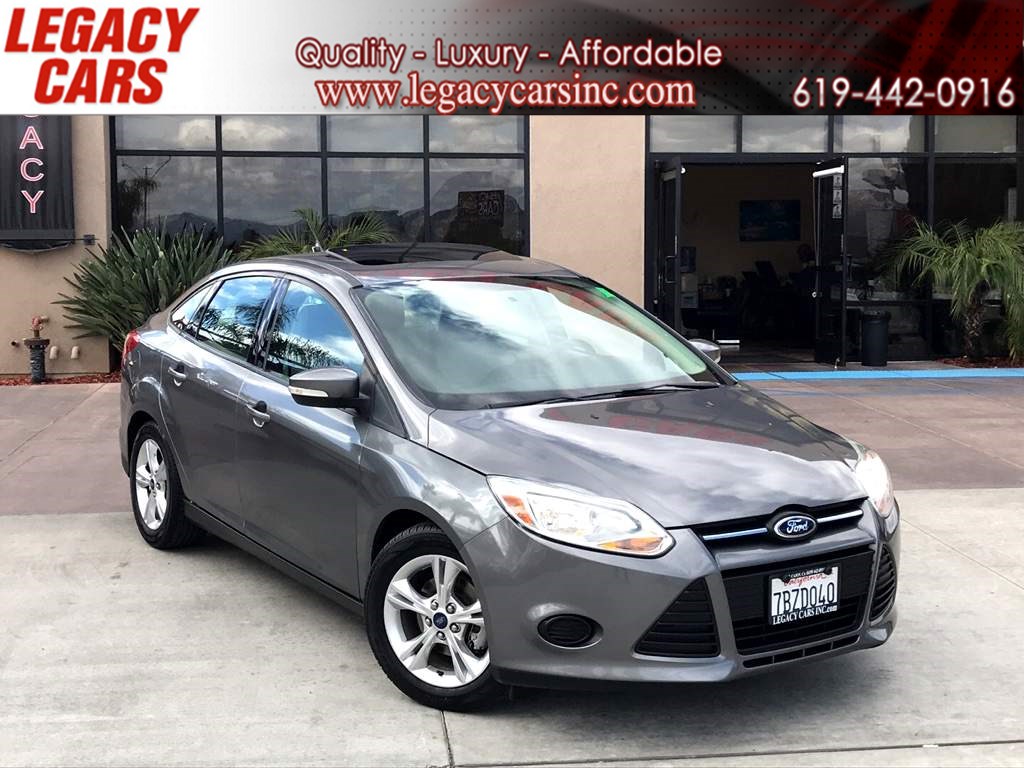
[196,276,277,360]
[170,283,215,335]
[265,282,364,378]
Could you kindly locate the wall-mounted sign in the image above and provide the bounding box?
[0,116,75,249]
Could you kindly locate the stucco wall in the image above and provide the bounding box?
[528,115,646,304]
[1,117,111,375]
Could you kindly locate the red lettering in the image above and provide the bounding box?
[4,8,29,52]
[134,58,166,103]
[64,58,97,102]
[34,59,66,103]
[128,7,160,53]
[32,8,61,52]
[20,157,44,182]
[100,59,135,102]
[61,7,94,51]
[91,9,124,52]
[166,8,198,52]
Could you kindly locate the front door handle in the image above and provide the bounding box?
[167,365,187,386]
[245,401,270,427]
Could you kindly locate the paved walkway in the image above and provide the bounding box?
[1,382,1023,767]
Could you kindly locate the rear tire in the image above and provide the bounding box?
[365,523,506,711]
[129,422,202,549]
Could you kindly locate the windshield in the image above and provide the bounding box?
[356,276,722,410]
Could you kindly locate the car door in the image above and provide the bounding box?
[160,274,279,529]
[235,278,367,594]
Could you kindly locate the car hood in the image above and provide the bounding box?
[427,384,864,528]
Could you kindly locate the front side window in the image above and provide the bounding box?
[170,283,215,335]
[357,276,716,409]
[265,282,364,378]
[195,276,277,360]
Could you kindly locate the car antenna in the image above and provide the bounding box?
[396,241,418,263]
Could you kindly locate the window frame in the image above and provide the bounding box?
[258,275,369,382]
[109,115,530,254]
[188,271,283,367]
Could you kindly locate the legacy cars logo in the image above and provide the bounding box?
[770,512,817,542]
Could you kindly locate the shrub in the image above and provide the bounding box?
[892,220,1024,362]
[239,208,394,260]
[56,228,241,350]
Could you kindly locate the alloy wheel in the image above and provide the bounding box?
[134,438,168,531]
[382,554,489,688]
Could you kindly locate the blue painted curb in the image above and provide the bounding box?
[734,368,1024,382]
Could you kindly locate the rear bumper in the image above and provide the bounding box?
[464,503,899,688]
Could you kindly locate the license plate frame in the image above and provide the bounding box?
[769,564,840,626]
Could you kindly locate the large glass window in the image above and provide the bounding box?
[649,116,736,153]
[742,116,828,153]
[934,160,1017,228]
[429,158,525,253]
[836,116,925,153]
[221,116,319,151]
[428,116,524,153]
[196,276,277,360]
[934,116,1016,153]
[112,116,528,253]
[328,158,424,241]
[328,115,422,152]
[221,157,321,247]
[846,157,929,301]
[116,155,217,234]
[265,282,364,378]
[114,116,215,150]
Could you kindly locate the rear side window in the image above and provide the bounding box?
[196,276,277,361]
[169,283,215,336]
[265,281,364,378]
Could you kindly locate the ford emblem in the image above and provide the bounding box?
[769,512,817,542]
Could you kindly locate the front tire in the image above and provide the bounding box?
[129,422,202,549]
[365,523,506,710]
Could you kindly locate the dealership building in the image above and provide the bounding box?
[1,113,1021,375]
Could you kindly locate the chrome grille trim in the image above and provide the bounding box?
[701,527,769,542]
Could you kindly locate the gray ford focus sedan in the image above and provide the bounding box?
[119,245,899,710]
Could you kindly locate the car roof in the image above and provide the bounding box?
[234,242,580,287]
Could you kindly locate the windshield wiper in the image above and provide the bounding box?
[485,382,720,409]
[575,382,721,401]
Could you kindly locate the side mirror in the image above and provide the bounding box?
[690,338,722,364]
[288,367,363,409]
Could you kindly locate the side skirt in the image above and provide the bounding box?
[185,500,364,618]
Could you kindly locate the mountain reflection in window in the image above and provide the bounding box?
[266,282,364,378]
[196,276,277,359]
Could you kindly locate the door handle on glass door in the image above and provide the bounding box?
[246,401,270,427]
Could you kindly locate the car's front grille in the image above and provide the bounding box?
[723,546,873,655]
[634,578,719,658]
[869,545,898,621]
[692,499,865,549]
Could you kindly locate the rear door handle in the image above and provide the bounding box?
[245,401,270,427]
[167,365,187,386]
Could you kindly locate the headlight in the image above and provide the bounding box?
[853,446,896,519]
[487,477,674,557]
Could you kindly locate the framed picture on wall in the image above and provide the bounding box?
[739,200,800,241]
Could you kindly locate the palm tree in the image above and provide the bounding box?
[239,208,394,260]
[892,220,1024,362]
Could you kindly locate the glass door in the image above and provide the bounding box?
[812,159,848,365]
[653,156,686,332]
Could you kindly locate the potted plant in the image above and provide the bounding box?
[892,220,1024,363]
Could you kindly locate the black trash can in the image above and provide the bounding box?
[860,311,891,367]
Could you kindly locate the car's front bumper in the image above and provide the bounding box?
[464,502,899,688]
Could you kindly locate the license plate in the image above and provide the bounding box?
[769,566,839,626]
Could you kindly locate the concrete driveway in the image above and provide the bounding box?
[1,380,1023,767]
